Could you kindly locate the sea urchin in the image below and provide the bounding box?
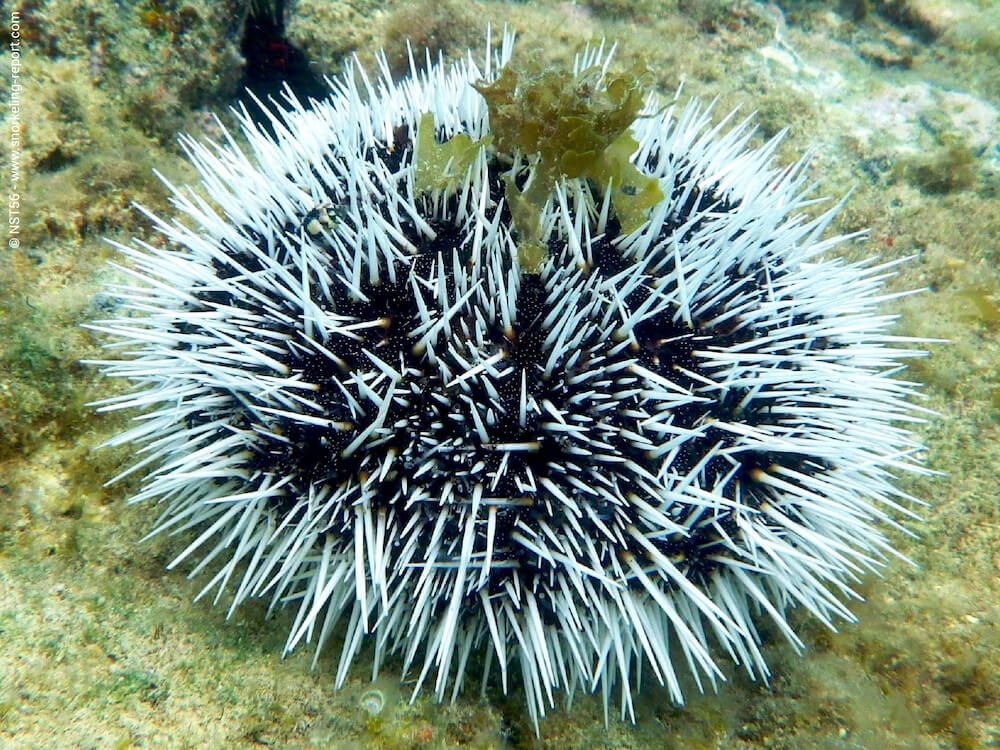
[89,32,928,728]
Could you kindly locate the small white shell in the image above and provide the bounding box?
[359,689,385,717]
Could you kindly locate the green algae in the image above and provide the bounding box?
[475,51,663,267]
[416,48,663,271]
[414,111,493,195]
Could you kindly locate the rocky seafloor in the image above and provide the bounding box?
[1,1,998,748]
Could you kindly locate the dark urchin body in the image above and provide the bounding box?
[90,34,928,727]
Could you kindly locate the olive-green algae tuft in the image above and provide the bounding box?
[475,50,663,267]
[415,47,663,271]
[414,111,493,195]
